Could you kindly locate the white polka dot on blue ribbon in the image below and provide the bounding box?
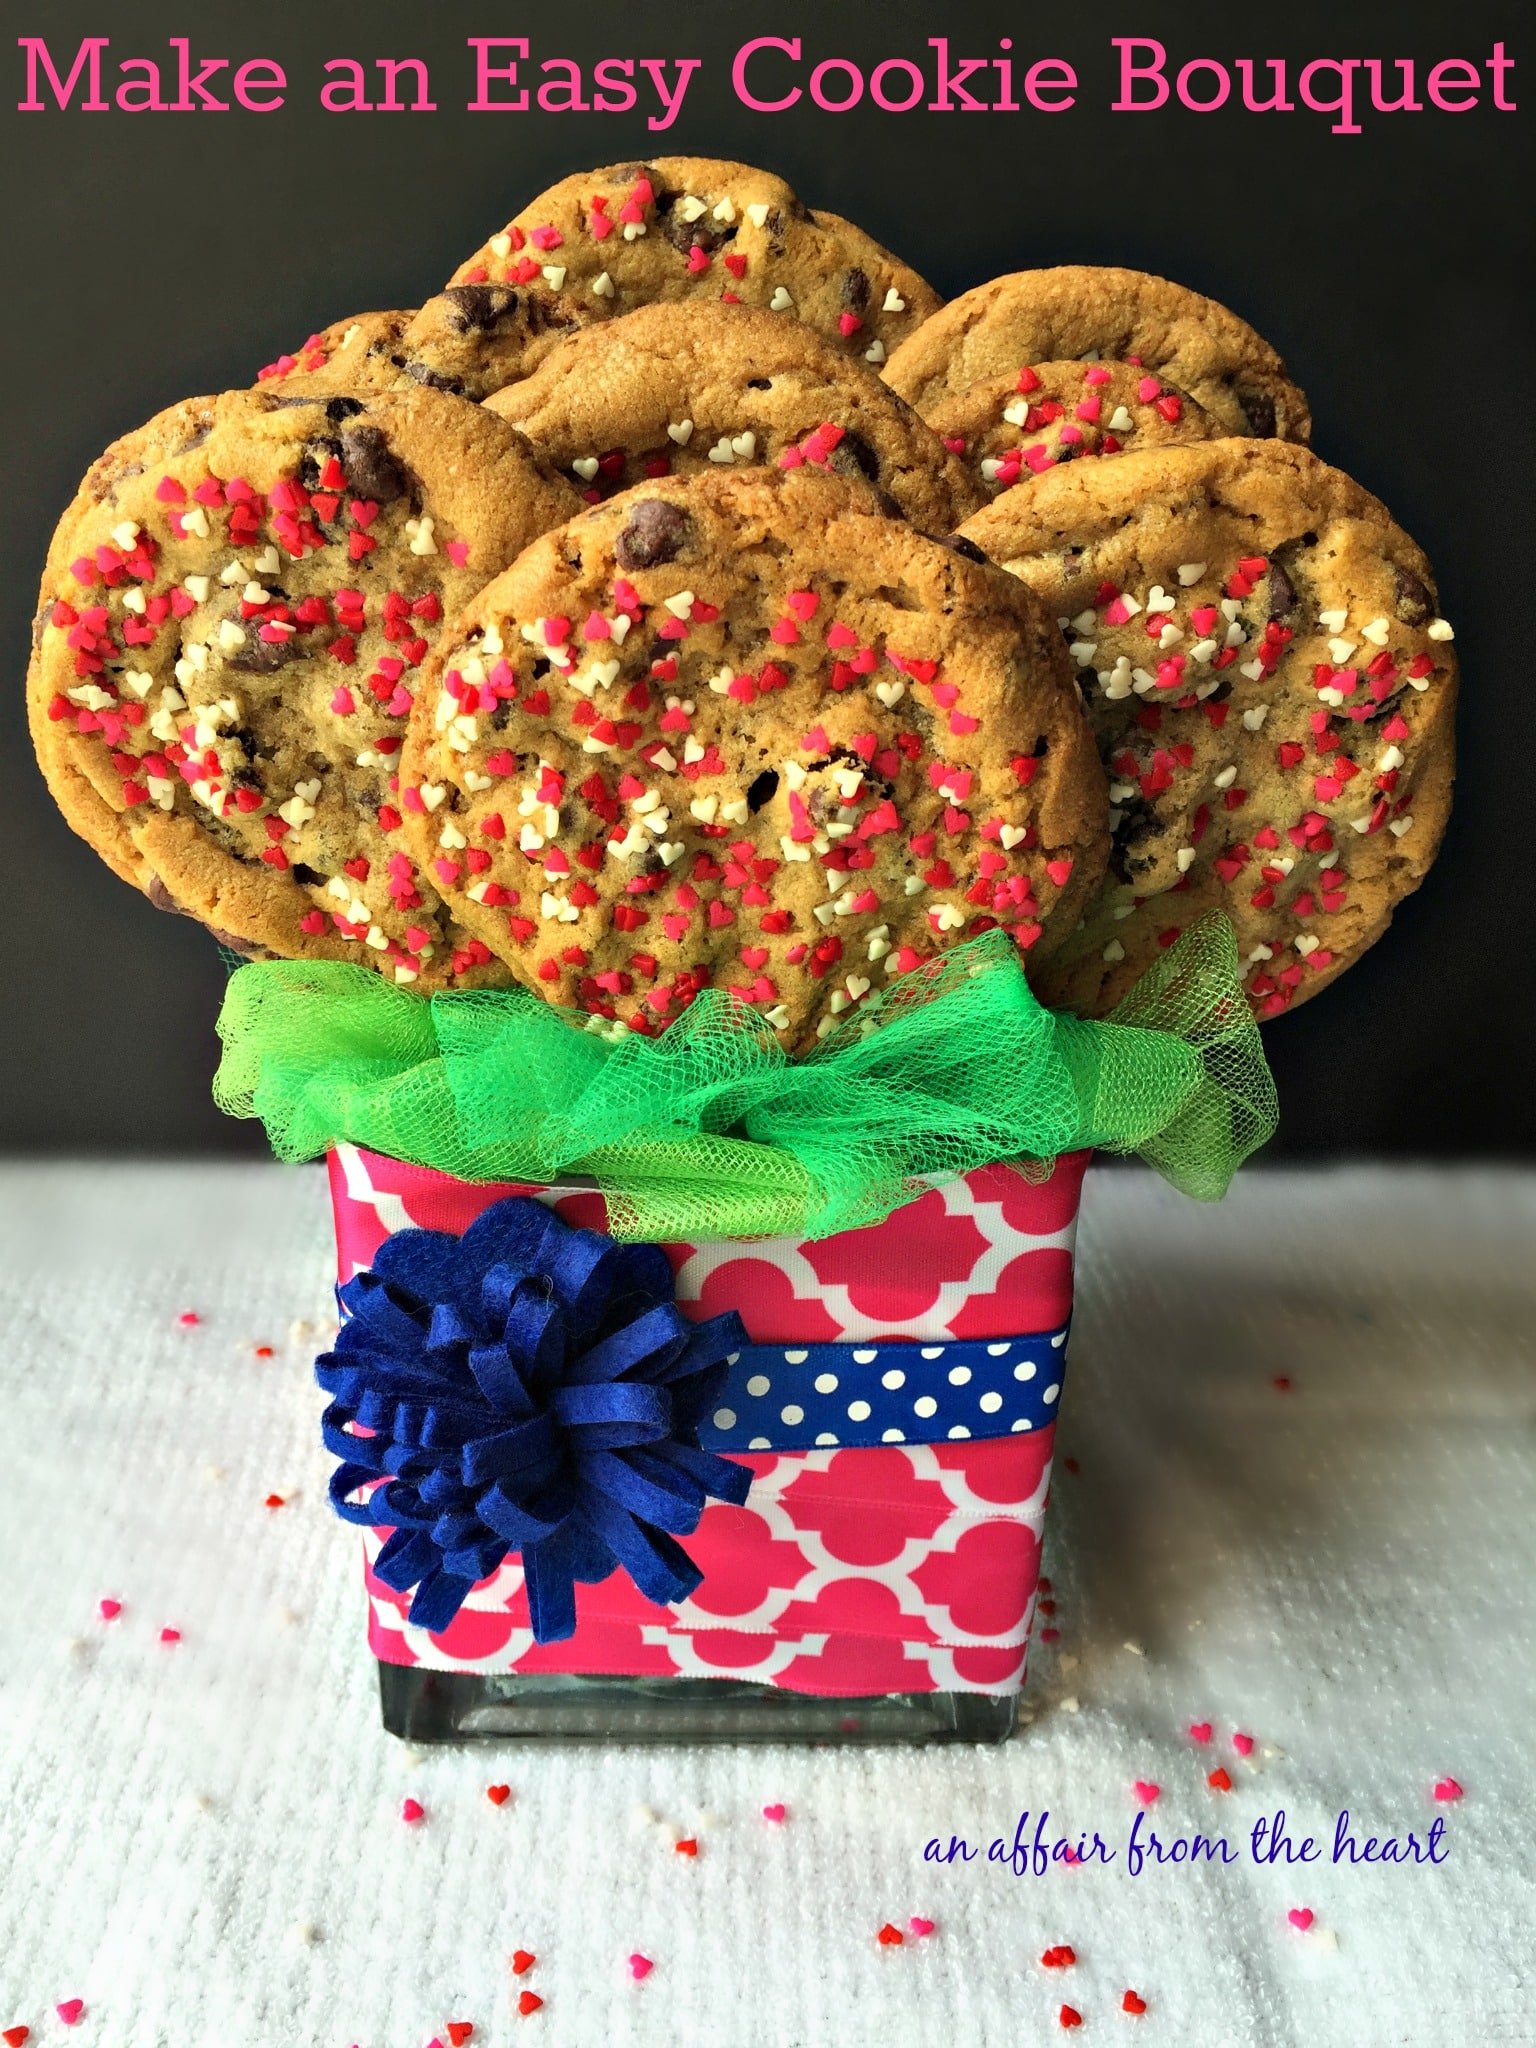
[698,1326,1069,1452]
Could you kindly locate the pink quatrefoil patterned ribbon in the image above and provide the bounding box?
[328,1142,1088,1698]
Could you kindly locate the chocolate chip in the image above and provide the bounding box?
[826,429,880,484]
[1236,388,1276,437]
[839,268,872,316]
[745,769,779,812]
[939,533,990,565]
[747,377,773,391]
[403,362,465,394]
[1393,567,1434,627]
[262,395,318,412]
[615,499,691,571]
[339,423,413,505]
[1268,561,1298,619]
[228,630,300,673]
[440,284,520,333]
[324,396,366,422]
[659,203,733,255]
[291,863,325,888]
[145,875,180,914]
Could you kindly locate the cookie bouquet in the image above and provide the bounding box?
[29,158,1455,1743]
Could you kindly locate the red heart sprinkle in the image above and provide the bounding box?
[486,1784,512,1806]
[1232,1732,1255,1757]
[1433,1777,1464,1801]
[877,1924,905,1946]
[627,1954,653,1980]
[1123,1990,1148,2016]
[1288,1907,1315,1931]
[511,1951,536,1976]
[908,1917,935,1937]
[1188,1720,1213,1743]
[4,2027,31,2045]
[160,1626,181,1644]
[1059,2007,1083,2030]
[1208,1768,1233,1792]
[56,2005,84,2029]
[761,1803,786,1823]
[1133,1781,1160,1805]
[447,2026,474,2046]
[98,1598,121,1621]
[517,1991,543,2016]
[400,1797,425,1824]
[674,1837,698,1856]
[1041,1945,1077,1968]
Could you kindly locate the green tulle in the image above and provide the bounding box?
[213,914,1277,1241]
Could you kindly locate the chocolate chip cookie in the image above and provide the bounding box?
[927,360,1219,497]
[449,158,940,374]
[31,386,580,985]
[886,268,1310,442]
[267,288,587,406]
[399,467,1107,1047]
[256,311,415,388]
[481,301,982,532]
[959,440,1456,1019]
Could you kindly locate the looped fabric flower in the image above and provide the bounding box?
[317,1197,751,1641]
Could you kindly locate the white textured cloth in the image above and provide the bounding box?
[2,1162,1532,2048]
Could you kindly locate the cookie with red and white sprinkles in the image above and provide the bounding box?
[30,386,580,985]
[449,157,940,375]
[926,360,1218,498]
[255,310,415,388]
[266,289,588,405]
[959,439,1456,1018]
[885,268,1310,442]
[399,467,1107,1048]
[483,302,983,532]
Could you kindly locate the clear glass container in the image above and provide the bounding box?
[379,1663,1017,1744]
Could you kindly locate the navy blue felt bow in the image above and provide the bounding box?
[316,1198,751,1642]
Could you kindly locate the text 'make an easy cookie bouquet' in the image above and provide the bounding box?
[27,159,1456,1672]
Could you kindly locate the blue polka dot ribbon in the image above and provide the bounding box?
[696,1327,1070,1452]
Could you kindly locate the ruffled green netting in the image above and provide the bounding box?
[213,913,1277,1241]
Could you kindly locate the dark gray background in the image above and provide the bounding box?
[2,0,1531,1157]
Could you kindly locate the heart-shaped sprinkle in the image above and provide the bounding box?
[159,1626,181,1645]
[4,2028,30,2046]
[98,1598,122,1621]
[1041,1945,1076,1969]
[511,1951,536,1977]
[1122,1990,1148,2016]
[56,2005,84,2029]
[1208,1768,1233,1793]
[1232,1732,1255,1757]
[400,1797,425,1824]
[1433,1777,1464,1801]
[517,1990,543,2016]
[627,1954,654,1980]
[1188,1720,1213,1743]
[1133,1781,1160,1805]
[447,2026,474,2046]
[877,1923,905,1946]
[1059,2008,1082,2030]
[908,1917,935,1938]
[761,1803,786,1824]
[673,1837,698,1857]
[1287,1907,1314,1931]
[446,541,470,567]
[486,1784,512,1806]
